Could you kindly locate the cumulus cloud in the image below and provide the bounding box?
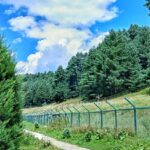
[1,0,118,25]
[1,0,119,74]
[16,45,72,74]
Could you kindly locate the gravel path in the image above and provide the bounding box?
[24,129,89,150]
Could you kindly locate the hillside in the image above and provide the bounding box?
[22,88,150,114]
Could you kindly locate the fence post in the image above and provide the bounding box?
[82,105,90,126]
[62,107,68,126]
[55,108,61,117]
[94,102,103,128]
[46,113,49,124]
[42,112,46,125]
[51,109,55,123]
[72,106,80,127]
[106,101,118,129]
[53,108,58,123]
[124,98,137,134]
[66,107,73,127]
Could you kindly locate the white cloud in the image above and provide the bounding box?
[9,16,36,31]
[16,45,71,74]
[1,0,118,25]
[1,0,119,74]
[12,37,22,44]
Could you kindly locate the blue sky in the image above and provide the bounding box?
[0,0,149,74]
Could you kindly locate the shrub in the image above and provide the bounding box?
[84,131,92,142]
[34,122,39,129]
[62,128,71,139]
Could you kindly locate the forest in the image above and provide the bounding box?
[21,25,150,107]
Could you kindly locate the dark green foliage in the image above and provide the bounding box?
[0,37,22,150]
[22,25,150,105]
[34,122,39,129]
[53,66,68,102]
[66,53,87,98]
[84,131,92,142]
[80,25,150,100]
[22,71,55,107]
[62,128,71,138]
[22,53,87,107]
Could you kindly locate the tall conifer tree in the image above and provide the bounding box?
[0,37,21,150]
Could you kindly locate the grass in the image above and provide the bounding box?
[22,88,150,114]
[23,121,150,150]
[20,134,58,150]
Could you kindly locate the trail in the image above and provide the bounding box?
[24,129,89,150]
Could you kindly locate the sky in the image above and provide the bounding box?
[0,0,149,74]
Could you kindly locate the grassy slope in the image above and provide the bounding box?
[20,134,58,150]
[24,121,150,150]
[23,88,150,114]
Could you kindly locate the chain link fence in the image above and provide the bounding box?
[23,98,150,138]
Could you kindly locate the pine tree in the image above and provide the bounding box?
[53,66,68,102]
[0,37,22,149]
[66,53,87,98]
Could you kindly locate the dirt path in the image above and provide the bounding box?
[24,129,89,150]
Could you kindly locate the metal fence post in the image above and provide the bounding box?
[82,105,90,126]
[46,113,49,124]
[62,107,68,126]
[124,98,137,134]
[94,102,103,128]
[51,109,55,123]
[66,107,73,127]
[55,108,61,118]
[72,106,80,127]
[106,101,118,129]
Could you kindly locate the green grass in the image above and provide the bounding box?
[23,121,150,150]
[20,134,58,150]
[22,88,150,114]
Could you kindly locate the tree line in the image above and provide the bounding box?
[22,25,150,107]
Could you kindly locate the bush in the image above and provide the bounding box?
[84,131,92,142]
[62,128,71,139]
[34,122,39,129]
